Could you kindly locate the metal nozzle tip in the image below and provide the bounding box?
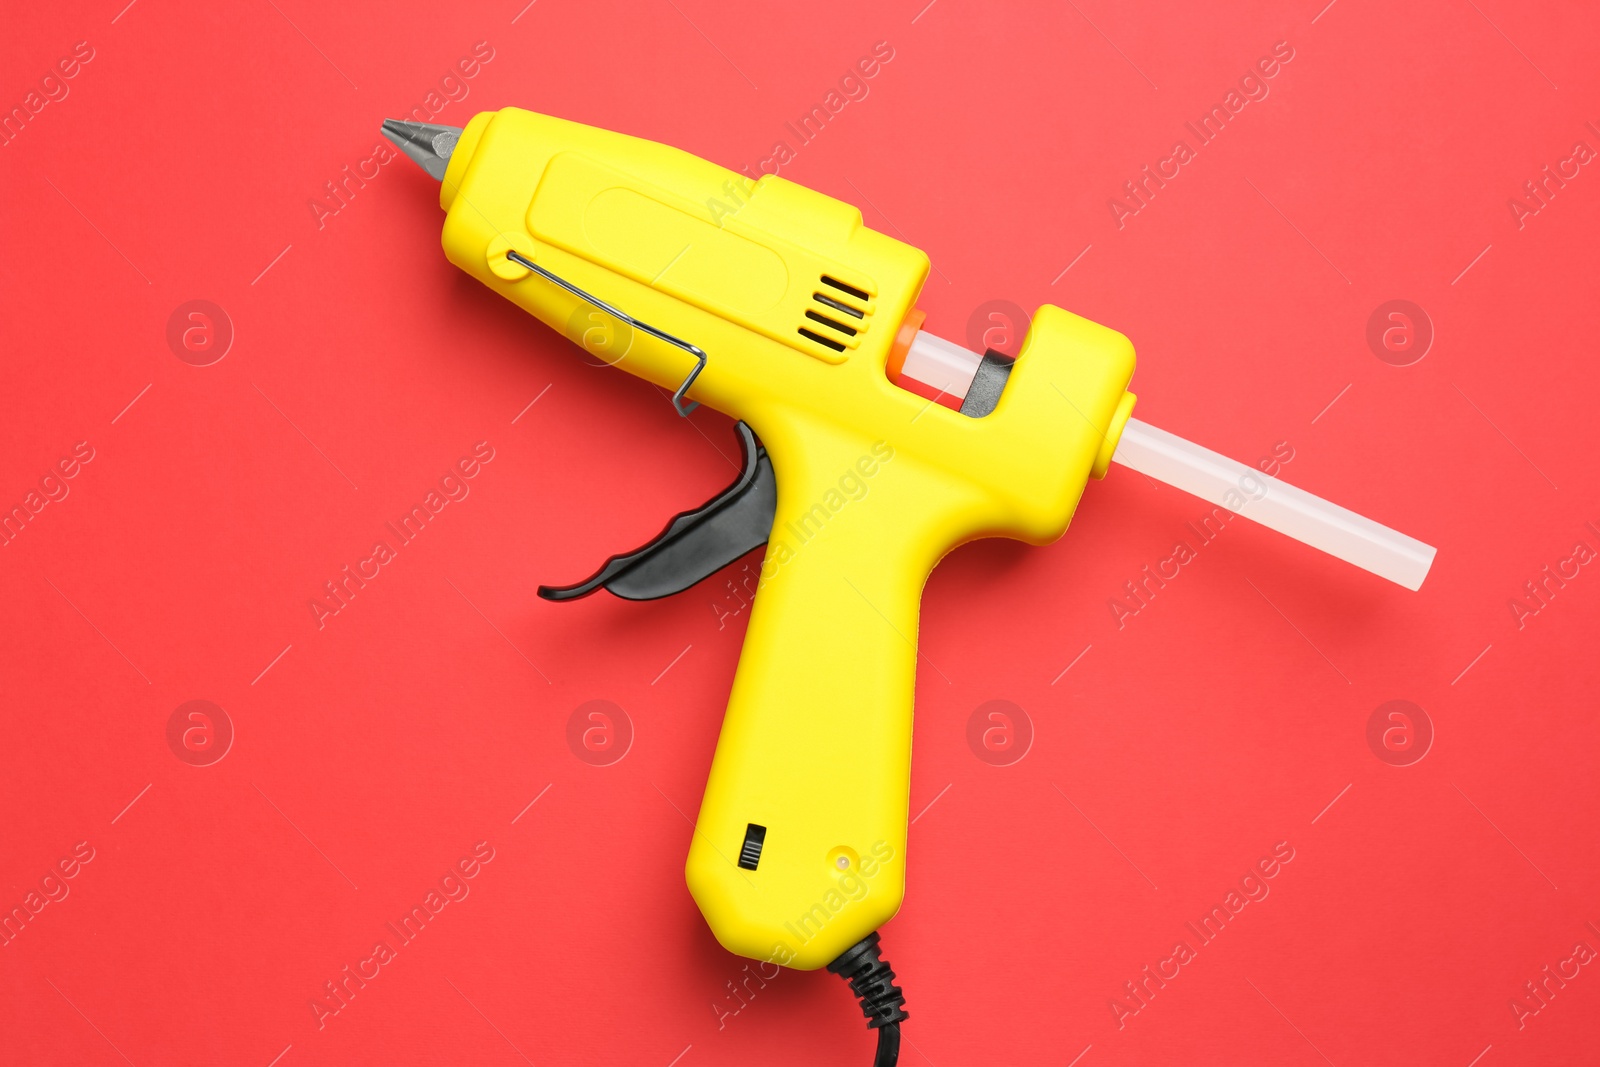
[381,118,463,181]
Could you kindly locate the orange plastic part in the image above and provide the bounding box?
[886,308,926,381]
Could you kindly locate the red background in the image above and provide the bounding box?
[3,1,1598,1064]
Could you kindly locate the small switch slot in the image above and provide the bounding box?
[738,823,767,870]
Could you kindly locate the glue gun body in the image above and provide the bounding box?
[427,108,1137,968]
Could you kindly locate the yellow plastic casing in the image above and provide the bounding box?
[436,108,1137,970]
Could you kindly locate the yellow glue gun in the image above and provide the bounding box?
[383,108,1433,1051]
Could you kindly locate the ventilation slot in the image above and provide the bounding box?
[798,328,847,352]
[798,275,870,355]
[738,824,767,870]
[805,309,859,337]
[813,292,866,319]
[820,275,871,302]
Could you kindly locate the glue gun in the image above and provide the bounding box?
[383,109,1435,1063]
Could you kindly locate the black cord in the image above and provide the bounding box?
[828,932,908,1067]
[872,1024,901,1067]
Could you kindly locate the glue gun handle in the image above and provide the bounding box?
[686,433,948,970]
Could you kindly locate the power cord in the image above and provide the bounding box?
[828,932,909,1067]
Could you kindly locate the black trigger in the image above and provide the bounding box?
[537,422,776,602]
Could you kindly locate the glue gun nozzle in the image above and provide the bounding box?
[381,118,464,181]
